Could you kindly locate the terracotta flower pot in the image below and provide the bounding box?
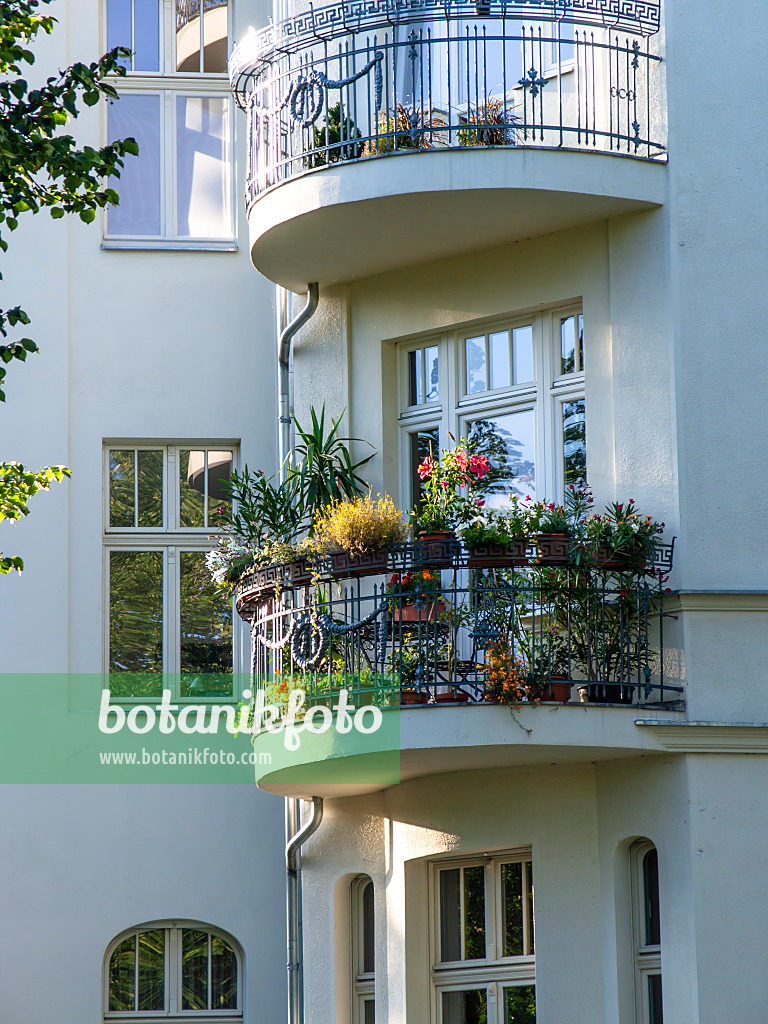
[434,690,470,703]
[400,689,429,706]
[287,557,313,587]
[539,676,571,702]
[391,600,445,623]
[466,538,529,567]
[589,541,646,571]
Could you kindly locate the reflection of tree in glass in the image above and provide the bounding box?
[468,419,525,497]
[562,400,586,491]
[183,930,209,1009]
[180,551,233,695]
[463,866,486,960]
[109,551,163,695]
[466,337,486,394]
[503,862,524,955]
[506,985,536,1023]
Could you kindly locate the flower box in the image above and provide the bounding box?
[417,530,459,568]
[534,533,572,564]
[400,689,429,706]
[287,557,314,587]
[466,539,529,567]
[589,542,646,571]
[434,690,470,704]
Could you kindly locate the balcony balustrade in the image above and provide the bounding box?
[237,539,679,715]
[230,2,666,287]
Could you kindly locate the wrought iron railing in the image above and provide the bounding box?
[237,540,679,717]
[176,0,227,34]
[230,6,665,206]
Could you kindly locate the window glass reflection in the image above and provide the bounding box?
[469,411,535,504]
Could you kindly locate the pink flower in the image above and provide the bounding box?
[417,458,434,480]
[469,454,489,479]
[475,498,485,507]
[455,448,469,472]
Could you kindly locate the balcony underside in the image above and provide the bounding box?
[247,148,666,292]
[252,703,685,798]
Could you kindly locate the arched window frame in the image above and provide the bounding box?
[630,841,662,1024]
[350,876,376,1024]
[103,921,244,1023]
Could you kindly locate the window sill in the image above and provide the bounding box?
[101,240,239,252]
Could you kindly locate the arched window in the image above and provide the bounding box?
[351,877,375,1024]
[631,842,662,1024]
[104,922,243,1022]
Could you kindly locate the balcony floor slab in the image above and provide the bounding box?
[247,147,666,291]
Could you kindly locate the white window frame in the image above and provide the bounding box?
[351,875,376,1024]
[430,852,535,1024]
[397,303,586,510]
[103,441,244,700]
[102,0,236,249]
[103,921,243,1023]
[631,841,662,1024]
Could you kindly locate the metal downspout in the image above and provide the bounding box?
[278,282,319,481]
[286,797,324,1024]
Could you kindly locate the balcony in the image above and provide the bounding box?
[230,2,666,289]
[236,539,683,796]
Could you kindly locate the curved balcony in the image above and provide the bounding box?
[230,2,666,289]
[236,539,682,796]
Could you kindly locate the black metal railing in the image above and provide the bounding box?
[237,540,679,715]
[231,11,664,206]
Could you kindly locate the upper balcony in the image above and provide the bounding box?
[236,538,683,797]
[230,0,666,290]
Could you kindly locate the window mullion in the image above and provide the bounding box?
[168,927,177,1014]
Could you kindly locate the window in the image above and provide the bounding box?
[399,305,586,510]
[432,854,535,1024]
[105,922,242,1021]
[351,876,376,1024]
[104,0,234,246]
[105,444,239,699]
[631,841,663,1024]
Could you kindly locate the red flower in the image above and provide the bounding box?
[475,498,485,507]
[469,454,489,479]
[455,448,469,471]
[417,457,434,480]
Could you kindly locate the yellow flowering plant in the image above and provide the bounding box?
[311,493,408,557]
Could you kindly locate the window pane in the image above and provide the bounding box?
[468,410,535,504]
[560,315,575,374]
[179,449,206,527]
[137,450,163,527]
[643,848,660,946]
[489,330,511,390]
[362,880,375,974]
[578,313,584,370]
[110,449,135,528]
[463,865,485,960]
[137,929,165,1011]
[562,399,586,493]
[648,974,663,1024]
[363,999,375,1024]
[408,350,422,406]
[109,936,136,1011]
[505,985,536,1023]
[439,869,461,962]
[513,325,533,384]
[425,345,439,402]
[442,989,487,1024]
[465,336,486,394]
[207,450,233,524]
[107,0,133,69]
[203,0,229,72]
[182,929,209,1010]
[410,428,439,512]
[134,0,160,71]
[179,551,233,692]
[210,935,237,1009]
[176,96,231,238]
[107,94,162,236]
[526,861,534,954]
[109,551,164,693]
[176,0,202,72]
[502,861,523,956]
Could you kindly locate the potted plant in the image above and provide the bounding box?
[311,492,408,576]
[531,502,573,564]
[412,438,489,566]
[384,570,445,622]
[566,486,665,573]
[458,499,530,566]
[482,640,538,706]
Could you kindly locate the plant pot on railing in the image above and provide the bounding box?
[536,675,572,702]
[391,600,446,623]
[434,689,470,704]
[466,538,529,568]
[578,682,636,705]
[534,533,572,565]
[344,548,391,577]
[589,542,647,571]
[417,530,459,568]
[287,557,314,587]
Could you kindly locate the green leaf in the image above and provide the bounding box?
[50,207,64,219]
[79,208,96,223]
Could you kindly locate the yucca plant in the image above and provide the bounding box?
[291,406,374,524]
[458,97,519,147]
